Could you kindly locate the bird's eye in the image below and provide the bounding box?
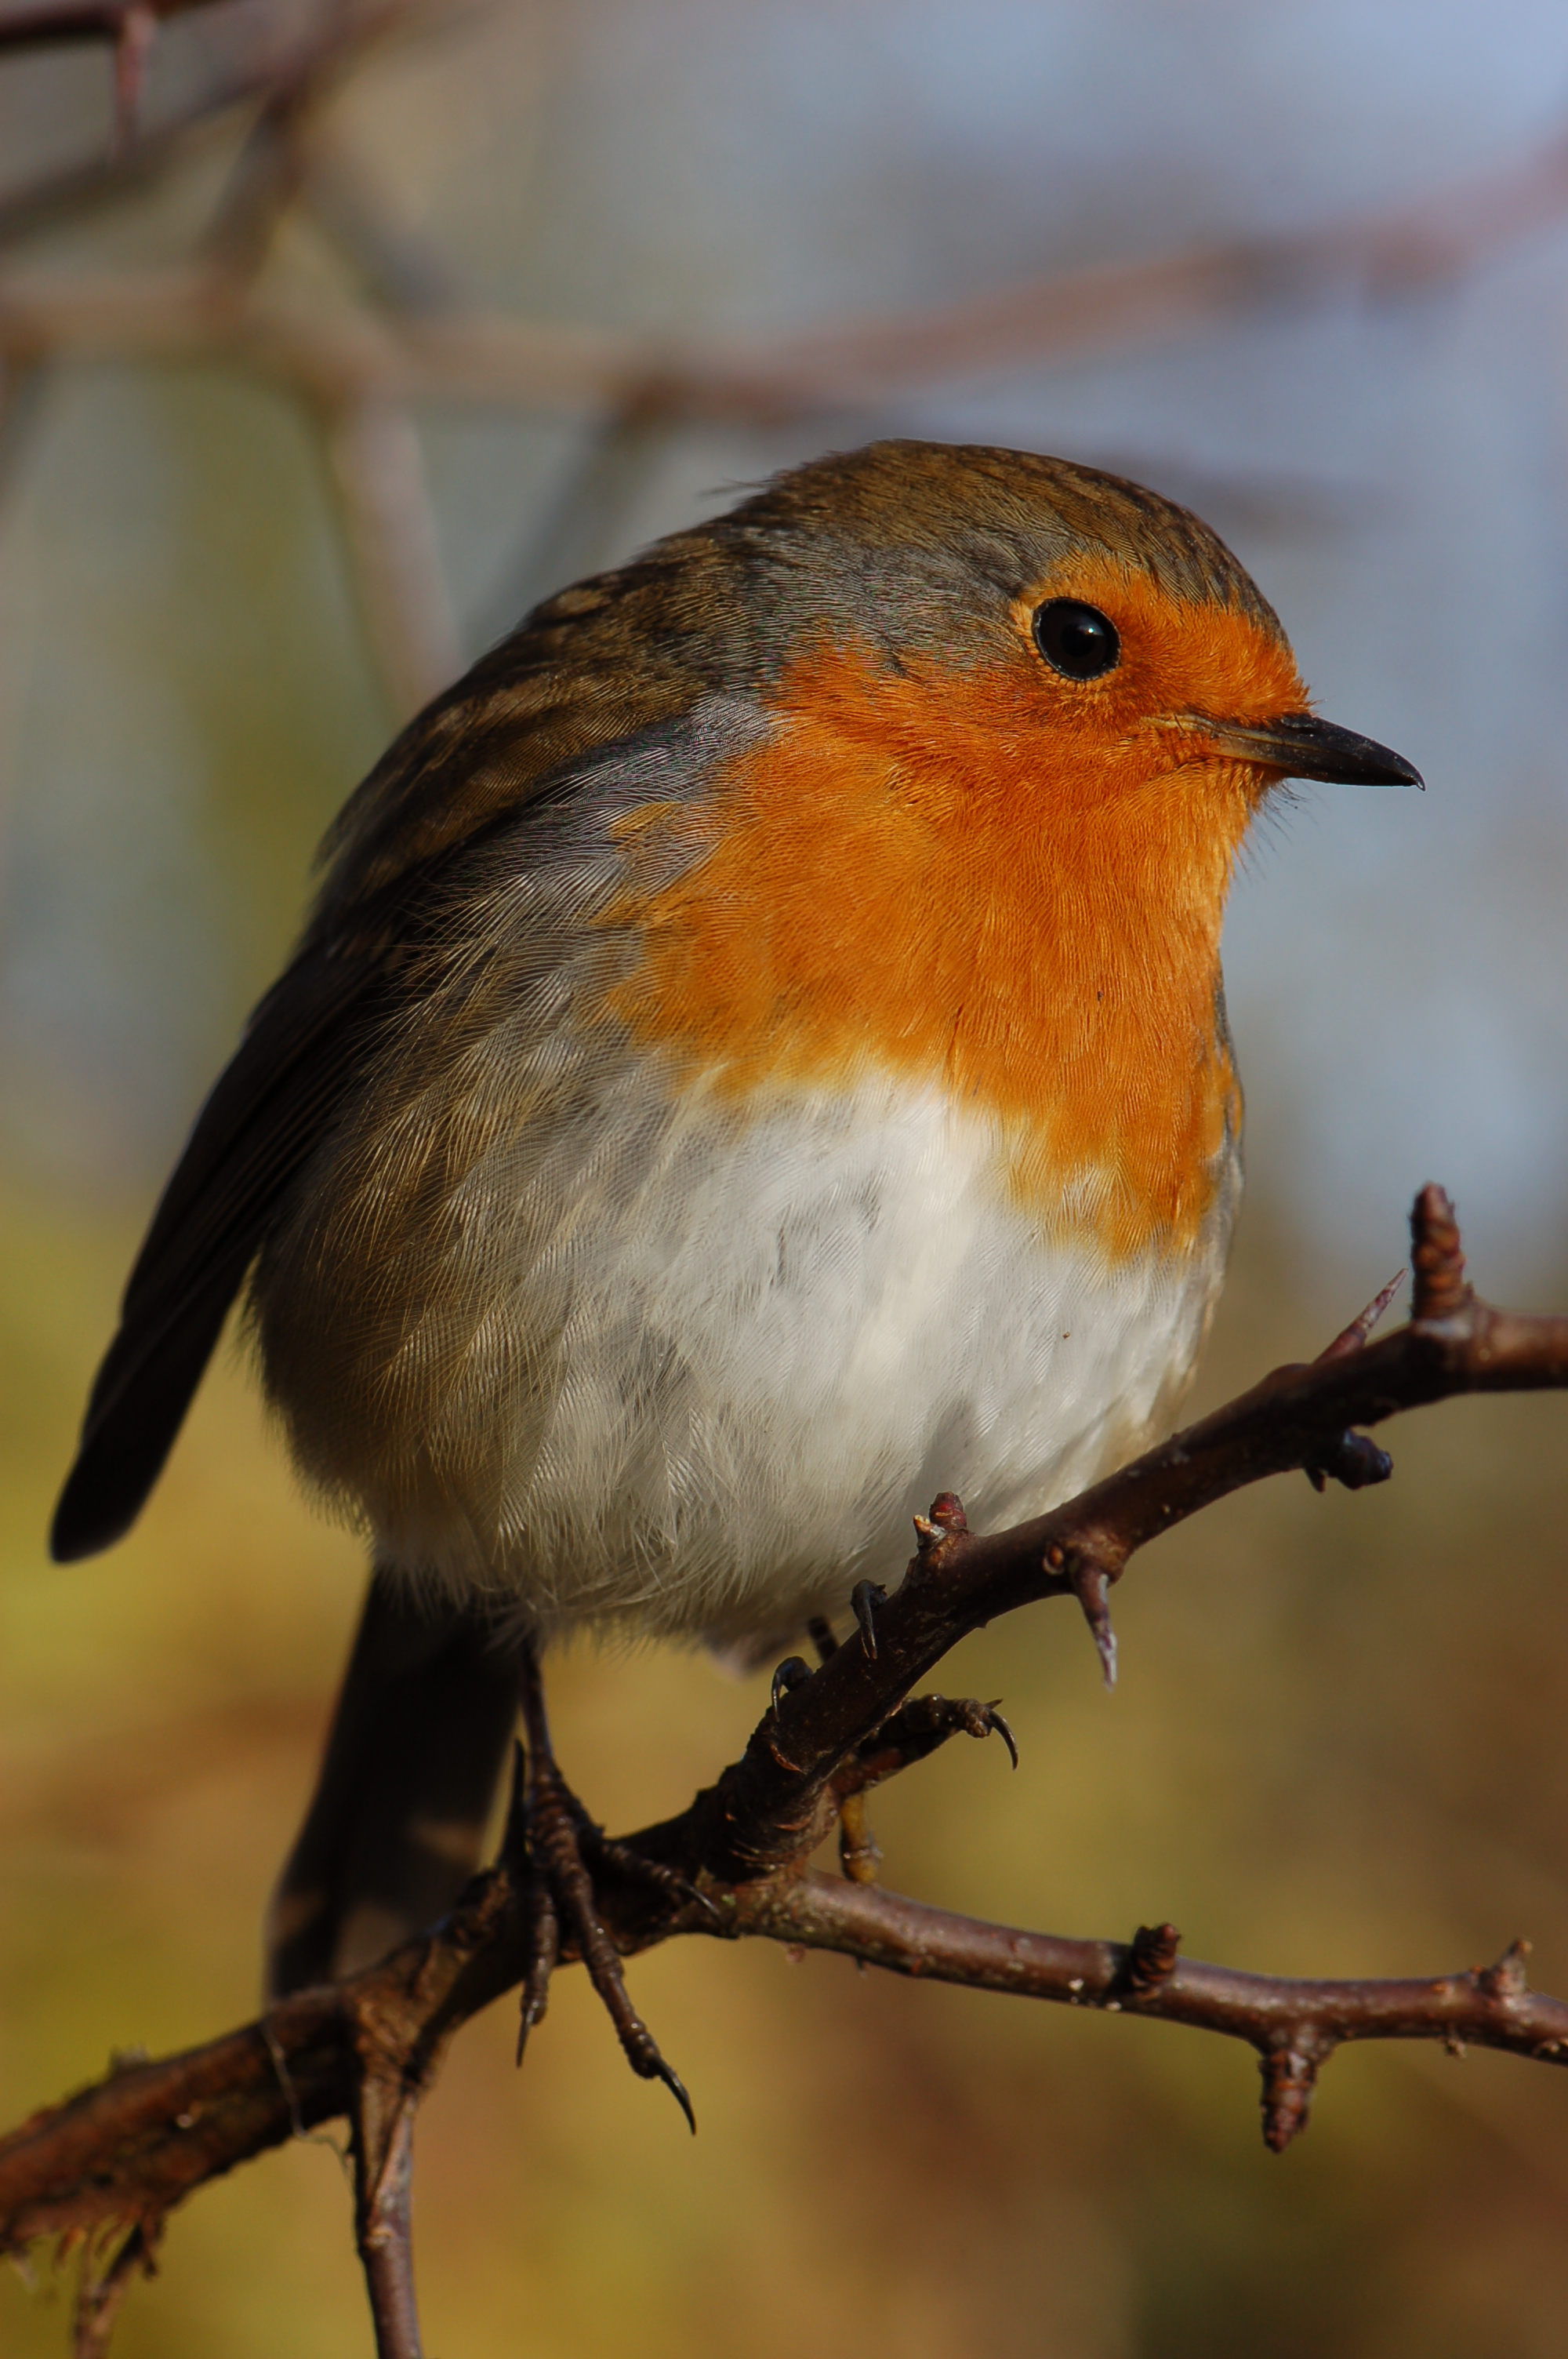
[1032,599,1120,681]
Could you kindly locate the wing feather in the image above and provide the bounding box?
[49,531,737,1563]
[49,947,384,1560]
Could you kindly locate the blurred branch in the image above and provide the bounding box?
[0,0,428,249]
[320,388,459,713]
[4,0,1568,710]
[0,0,216,54]
[4,1187,1568,2355]
[11,115,1568,408]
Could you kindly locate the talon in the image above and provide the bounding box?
[983,1703,1020,1770]
[653,2057,697,2135]
[771,1654,813,1718]
[851,1579,887,1659]
[515,1875,559,2065]
[592,1832,723,1925]
[514,1640,697,2129]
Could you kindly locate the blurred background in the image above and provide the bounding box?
[4,1,1568,2351]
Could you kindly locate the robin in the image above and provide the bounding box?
[49,440,1419,2115]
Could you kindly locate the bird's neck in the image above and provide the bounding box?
[607,648,1258,1263]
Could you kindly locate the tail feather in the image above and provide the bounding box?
[266,1568,521,1997]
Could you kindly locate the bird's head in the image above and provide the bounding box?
[713,438,1420,833]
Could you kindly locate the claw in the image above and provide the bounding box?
[593,1831,724,1926]
[982,1703,1020,1770]
[515,1639,698,2129]
[653,2057,698,2135]
[681,1881,725,1928]
[851,1579,887,1659]
[771,1655,812,1719]
[515,1882,558,2064]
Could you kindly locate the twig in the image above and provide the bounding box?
[6,98,1568,415]
[71,2220,158,2359]
[350,2074,422,2359]
[0,0,425,253]
[729,1890,1564,2155]
[320,389,460,714]
[0,0,205,54]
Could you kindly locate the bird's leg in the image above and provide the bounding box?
[802,1612,882,1885]
[511,1641,696,2131]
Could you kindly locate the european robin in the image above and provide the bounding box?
[49,442,1419,2097]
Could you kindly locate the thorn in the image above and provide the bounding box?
[1069,1560,1118,1688]
[1478,1937,1531,2001]
[770,1655,812,1720]
[982,1703,1020,1770]
[1259,2044,1322,2152]
[851,1580,887,1658]
[1127,1921,1181,1994]
[1316,1270,1406,1362]
[1410,1184,1471,1321]
[652,2057,697,2135]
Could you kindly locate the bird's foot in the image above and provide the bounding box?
[834,1690,1017,1881]
[777,1610,1020,1884]
[511,1648,699,2132]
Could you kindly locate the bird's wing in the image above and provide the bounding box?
[49,941,390,1561]
[49,530,748,1564]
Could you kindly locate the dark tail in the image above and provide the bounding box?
[265,1567,522,1997]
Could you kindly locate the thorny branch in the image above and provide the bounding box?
[3,1187,1568,2357]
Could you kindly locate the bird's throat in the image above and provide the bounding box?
[604,642,1254,1262]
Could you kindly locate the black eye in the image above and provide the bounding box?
[1032,598,1120,681]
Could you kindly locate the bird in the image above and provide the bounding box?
[49,438,1419,2114]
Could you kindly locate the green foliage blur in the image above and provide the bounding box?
[5,5,1568,2354]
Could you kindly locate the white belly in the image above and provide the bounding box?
[262,1059,1236,1652]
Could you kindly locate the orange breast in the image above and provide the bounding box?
[602,565,1304,1263]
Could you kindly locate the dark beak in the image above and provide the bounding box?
[1203,711,1423,788]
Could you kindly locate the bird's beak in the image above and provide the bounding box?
[1200,711,1424,788]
